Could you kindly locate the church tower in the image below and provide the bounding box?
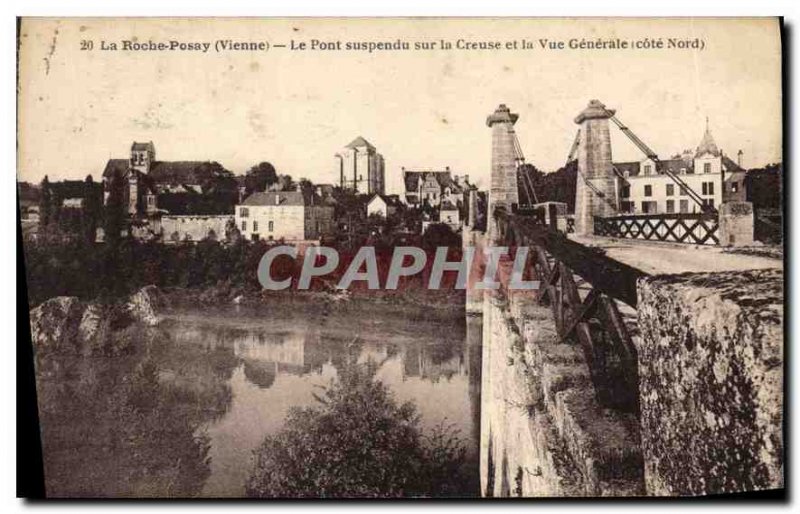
[130,141,156,174]
[128,141,155,215]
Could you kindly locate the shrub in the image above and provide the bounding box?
[246,364,468,498]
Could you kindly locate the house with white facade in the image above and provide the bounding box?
[235,191,334,242]
[366,194,400,218]
[438,200,461,230]
[615,123,746,214]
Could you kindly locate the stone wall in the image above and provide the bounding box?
[304,205,335,240]
[719,201,755,247]
[636,270,783,495]
[480,288,644,497]
[159,214,233,243]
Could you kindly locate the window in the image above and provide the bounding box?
[703,162,712,174]
[644,164,652,176]
[704,199,715,209]
[644,185,652,197]
[253,221,258,232]
[666,199,675,213]
[240,207,249,217]
[666,184,675,196]
[679,199,689,213]
[241,221,247,232]
[268,221,274,232]
[680,185,688,196]
[702,182,715,196]
[641,201,657,214]
[621,185,630,198]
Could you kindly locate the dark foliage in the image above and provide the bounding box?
[745,163,782,210]
[244,162,279,194]
[246,363,468,498]
[21,236,287,308]
[421,223,461,250]
[536,160,578,211]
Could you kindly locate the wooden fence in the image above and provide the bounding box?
[495,209,648,414]
[594,213,719,245]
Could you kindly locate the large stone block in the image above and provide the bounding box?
[636,270,783,495]
[719,201,755,247]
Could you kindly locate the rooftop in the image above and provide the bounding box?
[240,191,306,207]
[345,136,376,151]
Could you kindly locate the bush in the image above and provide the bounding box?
[246,364,468,498]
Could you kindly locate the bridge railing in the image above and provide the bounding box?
[495,209,648,414]
[594,212,719,245]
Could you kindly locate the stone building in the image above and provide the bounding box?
[335,136,385,195]
[235,191,335,242]
[614,123,746,214]
[102,141,237,217]
[437,200,461,230]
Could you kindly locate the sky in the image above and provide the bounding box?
[18,17,782,194]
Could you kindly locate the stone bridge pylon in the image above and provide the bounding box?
[573,100,620,235]
[486,104,520,239]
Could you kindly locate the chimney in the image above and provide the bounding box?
[464,174,470,185]
[737,149,744,168]
[275,194,280,205]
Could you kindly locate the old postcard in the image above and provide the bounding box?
[17,17,783,498]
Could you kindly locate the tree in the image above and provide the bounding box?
[536,160,577,211]
[246,364,468,498]
[104,167,125,248]
[83,174,100,244]
[518,163,545,204]
[298,178,315,199]
[276,174,296,192]
[245,162,278,194]
[224,218,242,244]
[39,175,52,229]
[421,223,460,250]
[745,163,782,210]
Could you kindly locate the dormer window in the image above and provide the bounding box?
[644,164,652,176]
[703,162,712,174]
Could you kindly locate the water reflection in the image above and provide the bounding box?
[34,309,481,498]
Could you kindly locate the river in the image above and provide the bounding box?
[33,306,482,498]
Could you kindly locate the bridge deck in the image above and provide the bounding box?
[567,235,783,276]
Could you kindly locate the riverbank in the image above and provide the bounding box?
[160,284,467,323]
